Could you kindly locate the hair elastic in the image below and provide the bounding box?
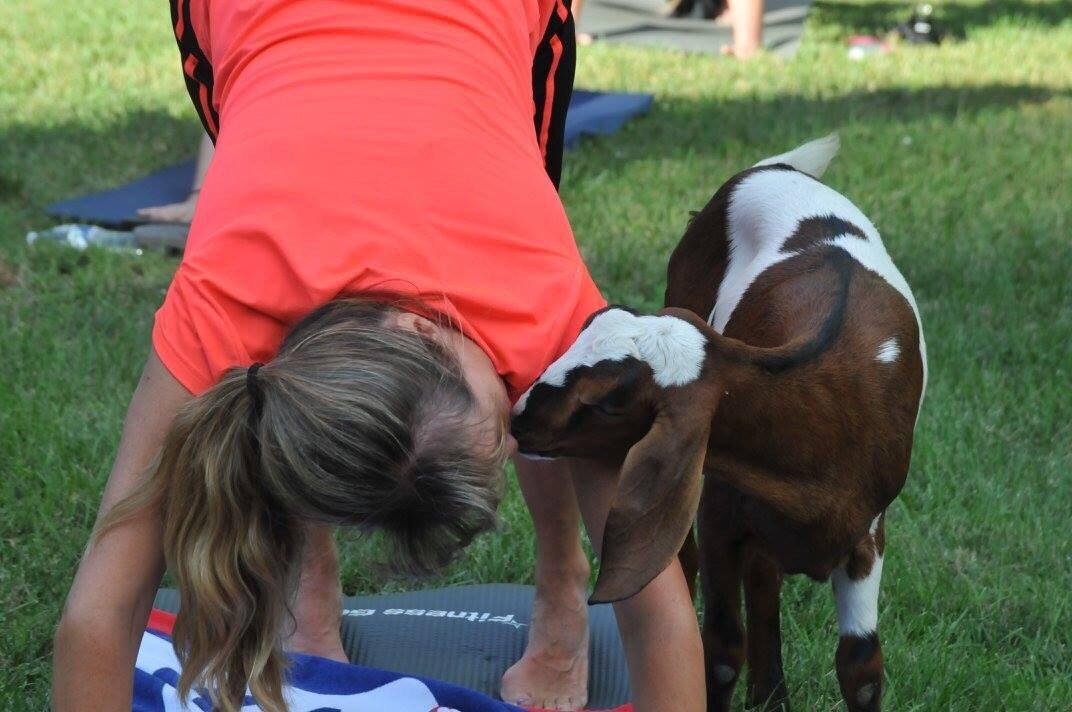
[246,362,265,417]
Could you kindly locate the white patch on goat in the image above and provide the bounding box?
[709,169,876,333]
[513,309,707,415]
[708,168,928,418]
[875,337,900,363]
[831,514,884,637]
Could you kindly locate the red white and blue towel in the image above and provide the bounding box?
[135,609,523,712]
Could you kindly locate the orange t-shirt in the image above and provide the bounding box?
[153,0,605,401]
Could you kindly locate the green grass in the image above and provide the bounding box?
[2,0,1070,708]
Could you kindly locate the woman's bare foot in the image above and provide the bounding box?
[501,561,590,711]
[137,194,199,223]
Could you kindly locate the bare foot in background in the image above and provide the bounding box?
[137,194,199,223]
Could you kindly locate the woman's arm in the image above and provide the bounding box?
[567,457,706,711]
[53,350,191,712]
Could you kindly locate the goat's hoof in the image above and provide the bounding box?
[847,681,881,711]
[713,664,737,685]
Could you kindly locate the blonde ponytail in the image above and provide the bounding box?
[97,297,505,712]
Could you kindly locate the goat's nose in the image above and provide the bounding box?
[508,420,540,453]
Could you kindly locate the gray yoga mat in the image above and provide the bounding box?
[154,583,631,709]
[578,0,814,57]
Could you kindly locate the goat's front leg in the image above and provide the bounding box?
[743,545,788,710]
[831,513,886,712]
[697,484,745,712]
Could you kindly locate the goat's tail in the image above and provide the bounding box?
[754,133,840,178]
[705,246,855,374]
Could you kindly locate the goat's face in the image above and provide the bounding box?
[512,307,722,603]
[511,352,656,462]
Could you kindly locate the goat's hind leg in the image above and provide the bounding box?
[743,545,788,710]
[697,485,745,712]
[831,513,886,712]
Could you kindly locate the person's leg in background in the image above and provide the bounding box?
[501,458,591,710]
[572,457,706,711]
[572,0,593,45]
[721,0,764,58]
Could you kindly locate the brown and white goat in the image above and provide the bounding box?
[511,135,926,711]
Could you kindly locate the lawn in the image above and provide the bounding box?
[1,0,1070,708]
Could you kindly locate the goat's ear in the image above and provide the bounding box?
[590,401,712,604]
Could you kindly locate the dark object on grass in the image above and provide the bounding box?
[154,583,631,709]
[895,3,945,44]
[45,90,653,231]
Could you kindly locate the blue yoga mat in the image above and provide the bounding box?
[45,90,653,229]
[154,584,631,708]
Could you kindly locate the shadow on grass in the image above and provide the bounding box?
[0,109,200,220]
[812,0,1072,38]
[0,82,1065,228]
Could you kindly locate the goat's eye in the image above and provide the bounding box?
[588,401,623,418]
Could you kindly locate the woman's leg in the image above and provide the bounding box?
[501,458,591,710]
[287,524,347,662]
[572,458,706,712]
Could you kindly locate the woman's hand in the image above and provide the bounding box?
[52,351,191,712]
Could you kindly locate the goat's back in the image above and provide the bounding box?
[666,159,926,576]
